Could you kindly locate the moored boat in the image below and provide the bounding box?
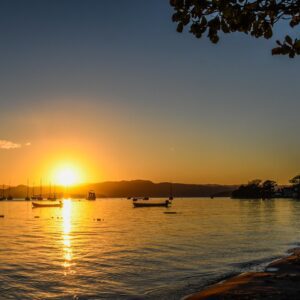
[25,180,30,201]
[133,200,171,208]
[87,190,96,200]
[0,184,5,200]
[7,185,13,200]
[48,194,57,201]
[32,201,63,208]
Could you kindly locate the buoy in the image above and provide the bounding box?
[34,216,40,218]
[97,218,101,221]
[0,215,4,218]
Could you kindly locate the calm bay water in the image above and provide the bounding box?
[1,198,300,299]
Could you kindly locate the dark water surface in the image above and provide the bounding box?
[1,198,300,299]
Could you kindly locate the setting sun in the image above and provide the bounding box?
[53,165,81,186]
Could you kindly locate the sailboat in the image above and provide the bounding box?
[31,182,37,200]
[6,184,13,200]
[169,182,174,200]
[47,182,57,201]
[0,184,5,201]
[25,180,30,201]
[36,179,43,200]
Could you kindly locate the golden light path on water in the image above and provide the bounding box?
[62,199,74,274]
[2,199,300,299]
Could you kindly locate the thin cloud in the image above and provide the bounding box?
[25,142,31,146]
[0,140,21,149]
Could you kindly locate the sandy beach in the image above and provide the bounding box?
[184,248,300,300]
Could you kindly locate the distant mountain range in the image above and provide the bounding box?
[1,180,237,198]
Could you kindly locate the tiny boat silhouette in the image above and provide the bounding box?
[25,180,30,200]
[36,179,43,200]
[132,197,146,202]
[0,184,5,200]
[32,201,63,208]
[48,193,57,201]
[133,199,171,208]
[6,185,13,200]
[47,183,57,200]
[87,190,96,200]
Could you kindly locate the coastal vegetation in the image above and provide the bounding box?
[170,0,300,57]
[232,175,300,199]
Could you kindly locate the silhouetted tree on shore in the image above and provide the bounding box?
[170,0,300,57]
[261,180,277,199]
[232,179,262,199]
[232,179,278,199]
[289,175,300,198]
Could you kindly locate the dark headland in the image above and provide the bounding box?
[183,248,300,300]
[1,180,237,198]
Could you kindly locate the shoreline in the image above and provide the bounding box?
[183,247,300,300]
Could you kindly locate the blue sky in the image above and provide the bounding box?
[0,0,299,184]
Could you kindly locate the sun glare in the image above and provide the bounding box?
[53,165,80,186]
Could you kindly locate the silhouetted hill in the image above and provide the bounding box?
[4,180,237,198]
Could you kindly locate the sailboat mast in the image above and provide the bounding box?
[40,179,42,197]
[27,179,29,198]
[169,182,173,200]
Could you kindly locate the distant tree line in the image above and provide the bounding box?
[231,175,300,199]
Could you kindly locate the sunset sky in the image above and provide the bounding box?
[0,0,299,185]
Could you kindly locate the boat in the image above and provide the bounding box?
[32,201,63,208]
[0,184,5,201]
[25,180,30,201]
[133,200,171,208]
[87,190,96,200]
[31,182,37,200]
[132,197,144,201]
[37,179,43,200]
[6,185,13,200]
[169,182,174,200]
[48,193,57,201]
[47,182,57,200]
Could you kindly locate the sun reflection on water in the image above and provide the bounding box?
[61,199,75,274]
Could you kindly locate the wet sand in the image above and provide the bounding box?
[184,248,300,300]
